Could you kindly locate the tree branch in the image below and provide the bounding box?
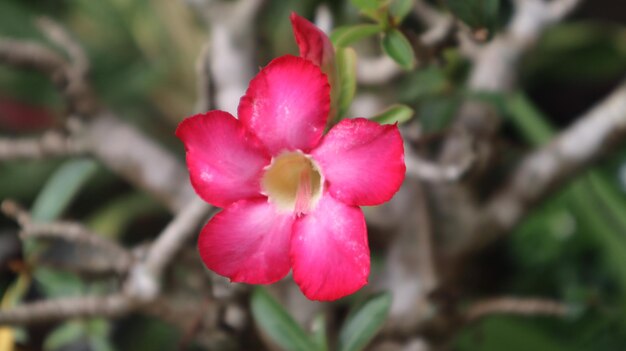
[460,80,626,254]
[1,200,132,273]
[465,296,569,322]
[0,131,87,160]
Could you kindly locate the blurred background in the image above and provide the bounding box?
[1,0,626,350]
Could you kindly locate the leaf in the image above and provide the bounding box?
[381,29,415,70]
[446,0,500,30]
[311,313,328,351]
[504,92,554,146]
[351,0,381,11]
[390,0,415,22]
[335,47,358,120]
[30,158,98,222]
[371,104,414,124]
[44,321,85,351]
[338,293,392,351]
[330,24,382,48]
[250,287,316,351]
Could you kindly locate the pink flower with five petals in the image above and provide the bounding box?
[176,14,405,301]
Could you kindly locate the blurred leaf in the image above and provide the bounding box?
[331,24,382,48]
[446,0,500,30]
[417,96,461,133]
[34,268,84,298]
[86,192,166,239]
[311,313,328,351]
[0,274,31,351]
[381,29,415,70]
[251,287,316,351]
[398,65,449,101]
[336,47,358,120]
[44,321,84,351]
[456,317,569,351]
[504,92,554,145]
[0,161,59,201]
[390,0,415,22]
[31,158,98,222]
[351,0,381,11]
[338,293,392,351]
[525,23,626,82]
[371,104,414,124]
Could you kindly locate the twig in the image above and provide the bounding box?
[144,198,212,280]
[0,294,133,325]
[194,42,214,113]
[0,131,87,160]
[1,200,132,273]
[413,0,454,47]
[465,296,569,322]
[463,80,626,253]
[406,146,475,182]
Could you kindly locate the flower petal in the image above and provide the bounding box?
[198,198,294,284]
[291,194,369,301]
[290,12,335,74]
[176,111,271,207]
[312,118,405,206]
[238,55,330,154]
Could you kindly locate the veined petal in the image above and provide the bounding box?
[238,55,330,154]
[198,198,294,284]
[290,12,335,74]
[291,194,369,301]
[312,118,405,206]
[176,111,270,207]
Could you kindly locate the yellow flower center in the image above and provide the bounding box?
[261,151,323,214]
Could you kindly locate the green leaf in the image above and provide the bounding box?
[335,47,358,120]
[390,0,415,22]
[44,321,85,351]
[371,104,415,124]
[330,24,382,48]
[504,92,554,146]
[250,287,316,351]
[446,0,500,30]
[31,158,99,222]
[311,313,328,351]
[381,29,415,70]
[338,293,392,351]
[350,0,381,11]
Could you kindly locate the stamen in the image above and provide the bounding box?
[294,167,312,215]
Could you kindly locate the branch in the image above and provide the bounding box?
[465,296,569,322]
[406,145,475,182]
[0,131,87,160]
[463,80,626,252]
[1,200,132,273]
[0,294,133,325]
[83,112,195,213]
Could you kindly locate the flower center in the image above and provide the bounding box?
[261,151,323,215]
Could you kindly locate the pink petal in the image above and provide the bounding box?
[312,118,405,206]
[290,12,335,74]
[176,111,271,207]
[198,198,294,284]
[238,55,330,154]
[291,194,369,301]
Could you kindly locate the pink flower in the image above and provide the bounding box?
[176,14,405,301]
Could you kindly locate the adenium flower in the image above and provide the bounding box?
[177,14,405,301]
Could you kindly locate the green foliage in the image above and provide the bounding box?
[335,47,358,120]
[331,24,382,48]
[371,104,415,124]
[446,0,501,30]
[30,159,98,222]
[251,287,317,351]
[381,29,415,70]
[389,0,415,23]
[338,293,392,351]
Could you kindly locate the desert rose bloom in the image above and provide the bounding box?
[176,15,405,301]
